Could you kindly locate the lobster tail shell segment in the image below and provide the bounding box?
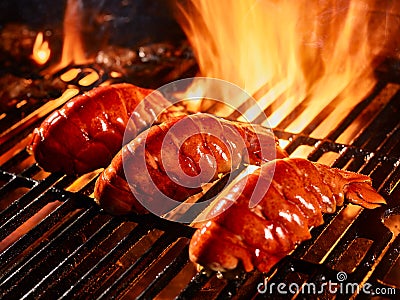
[189,158,386,273]
[313,163,386,208]
[344,182,386,209]
[94,113,287,216]
[30,83,175,176]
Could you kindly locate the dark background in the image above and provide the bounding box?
[0,0,186,47]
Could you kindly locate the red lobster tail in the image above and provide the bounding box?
[30,83,173,175]
[189,158,386,273]
[94,114,288,215]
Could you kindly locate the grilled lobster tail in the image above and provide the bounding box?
[30,83,182,175]
[189,158,386,273]
[94,113,288,215]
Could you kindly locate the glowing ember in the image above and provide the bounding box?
[31,32,51,65]
[176,0,398,135]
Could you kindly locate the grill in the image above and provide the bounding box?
[1,2,400,300]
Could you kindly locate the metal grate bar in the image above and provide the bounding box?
[98,232,183,299]
[305,212,393,282]
[363,234,400,297]
[100,226,195,298]
[0,205,102,298]
[302,82,386,138]
[174,271,214,299]
[379,124,400,157]
[329,90,387,142]
[0,192,84,271]
[23,216,125,299]
[137,242,190,299]
[326,82,394,142]
[352,89,400,151]
[0,173,34,203]
[59,221,155,298]
[0,174,62,240]
[0,147,32,171]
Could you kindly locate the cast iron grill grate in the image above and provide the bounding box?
[0,62,399,299]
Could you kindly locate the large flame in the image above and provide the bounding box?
[176,0,396,134]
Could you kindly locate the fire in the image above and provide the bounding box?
[46,0,90,72]
[176,0,396,135]
[32,32,51,65]
[60,0,88,67]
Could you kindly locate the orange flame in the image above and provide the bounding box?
[32,32,51,65]
[61,0,88,66]
[176,0,396,135]
[46,0,90,73]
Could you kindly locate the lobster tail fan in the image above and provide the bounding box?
[344,182,386,209]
